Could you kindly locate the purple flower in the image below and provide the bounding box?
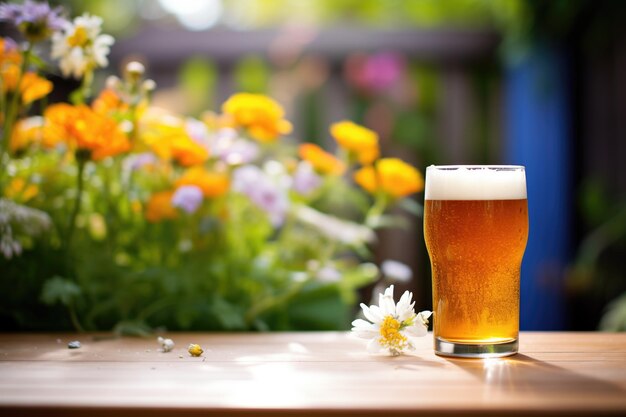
[345,52,405,93]
[185,118,210,144]
[210,128,259,165]
[1,36,18,52]
[253,182,289,226]
[292,161,321,196]
[362,53,405,92]
[0,0,67,42]
[233,165,289,226]
[232,165,262,195]
[123,152,157,172]
[172,185,203,214]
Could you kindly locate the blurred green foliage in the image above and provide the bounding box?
[178,57,218,116]
[233,56,270,94]
[568,179,626,330]
[57,0,528,33]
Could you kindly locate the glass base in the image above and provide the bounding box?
[435,337,518,358]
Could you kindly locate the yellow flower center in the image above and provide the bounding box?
[67,26,89,48]
[379,315,407,353]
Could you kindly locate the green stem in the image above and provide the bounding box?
[1,43,33,189]
[66,156,87,252]
[68,301,85,333]
[81,69,94,102]
[244,278,309,326]
[365,192,389,228]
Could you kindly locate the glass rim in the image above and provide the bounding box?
[426,165,525,171]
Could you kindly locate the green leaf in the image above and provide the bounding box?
[69,89,84,106]
[211,297,246,330]
[28,53,49,70]
[287,283,351,330]
[40,276,81,307]
[342,262,379,288]
[339,262,379,304]
[599,292,626,332]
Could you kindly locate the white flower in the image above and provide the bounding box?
[381,260,412,283]
[157,336,175,353]
[351,285,432,356]
[294,205,375,245]
[51,13,114,79]
[316,265,342,283]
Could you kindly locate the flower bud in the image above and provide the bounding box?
[142,79,156,93]
[125,61,145,81]
[105,75,121,90]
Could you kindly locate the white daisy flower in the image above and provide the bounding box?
[51,13,114,79]
[351,285,432,356]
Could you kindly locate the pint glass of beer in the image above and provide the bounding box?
[424,166,528,358]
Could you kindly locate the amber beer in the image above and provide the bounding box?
[424,166,528,358]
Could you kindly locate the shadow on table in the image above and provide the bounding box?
[446,353,625,395]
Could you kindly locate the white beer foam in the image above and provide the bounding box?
[425,165,527,200]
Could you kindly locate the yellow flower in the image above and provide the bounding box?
[4,178,38,202]
[10,116,44,154]
[43,103,130,161]
[222,93,292,142]
[170,137,209,167]
[202,110,236,131]
[188,344,203,357]
[354,158,424,198]
[175,167,230,198]
[298,143,346,176]
[142,111,209,167]
[145,190,178,223]
[330,120,379,165]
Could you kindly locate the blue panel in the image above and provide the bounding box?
[505,45,571,330]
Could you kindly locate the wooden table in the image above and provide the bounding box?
[0,332,625,416]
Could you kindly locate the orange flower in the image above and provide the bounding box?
[330,120,379,165]
[298,143,346,176]
[0,38,22,67]
[222,93,292,142]
[1,64,20,90]
[1,66,52,104]
[92,88,128,115]
[19,72,53,104]
[354,158,424,198]
[145,190,178,222]
[175,166,230,198]
[1,39,52,104]
[10,116,43,153]
[43,103,130,161]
